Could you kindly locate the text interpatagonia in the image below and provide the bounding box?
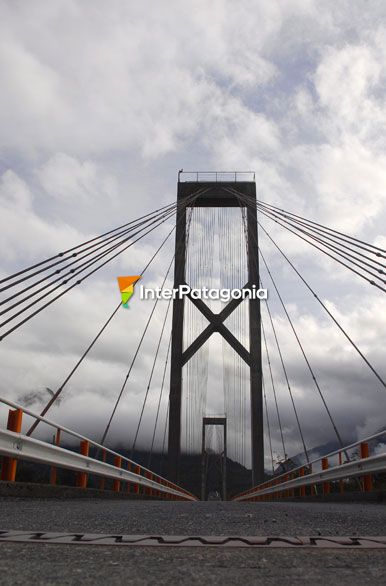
[139,284,267,302]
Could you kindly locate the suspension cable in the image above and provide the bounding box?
[236,190,386,258]
[232,188,348,460]
[0,203,179,294]
[100,255,174,448]
[259,247,348,453]
[0,210,174,339]
[255,198,386,257]
[235,186,386,391]
[262,375,275,475]
[27,190,206,435]
[131,296,172,456]
[0,194,197,331]
[261,315,286,460]
[0,191,203,341]
[148,334,172,468]
[225,187,386,293]
[0,207,176,311]
[0,201,179,287]
[26,215,179,436]
[256,201,386,270]
[261,280,310,463]
[259,223,386,392]
[255,205,386,293]
[159,401,170,475]
[100,189,205,447]
[256,204,386,288]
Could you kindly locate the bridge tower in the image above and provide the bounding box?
[168,173,264,486]
[201,416,227,501]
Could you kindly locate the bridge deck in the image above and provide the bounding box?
[1,499,386,585]
[2,498,386,536]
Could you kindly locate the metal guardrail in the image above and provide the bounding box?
[234,453,386,501]
[0,395,196,501]
[178,171,255,183]
[0,430,190,498]
[233,427,386,502]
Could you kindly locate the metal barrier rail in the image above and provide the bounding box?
[233,428,386,502]
[178,171,255,183]
[0,430,192,499]
[234,452,386,501]
[0,395,196,501]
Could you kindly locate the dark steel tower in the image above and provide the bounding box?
[168,176,264,486]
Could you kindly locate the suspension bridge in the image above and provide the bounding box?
[1,171,386,583]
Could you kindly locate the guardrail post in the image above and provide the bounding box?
[153,477,160,498]
[127,462,132,493]
[147,472,154,497]
[300,467,306,497]
[1,408,23,481]
[360,442,373,492]
[76,440,89,488]
[322,457,330,495]
[309,464,316,495]
[144,471,150,496]
[113,456,122,492]
[290,474,295,498]
[99,449,106,491]
[133,465,141,495]
[49,428,61,485]
[338,452,344,493]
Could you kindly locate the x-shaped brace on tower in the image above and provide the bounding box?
[182,282,252,367]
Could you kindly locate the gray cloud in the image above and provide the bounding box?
[0,1,386,469]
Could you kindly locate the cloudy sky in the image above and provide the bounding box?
[0,0,386,469]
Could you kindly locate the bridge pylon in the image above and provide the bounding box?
[168,174,264,486]
[201,416,227,501]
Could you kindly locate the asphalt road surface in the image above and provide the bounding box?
[1,498,386,585]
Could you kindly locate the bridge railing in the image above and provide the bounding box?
[178,171,255,183]
[0,395,197,501]
[233,428,386,502]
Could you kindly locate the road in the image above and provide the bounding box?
[1,498,386,585]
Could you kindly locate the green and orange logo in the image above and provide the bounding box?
[117,276,141,308]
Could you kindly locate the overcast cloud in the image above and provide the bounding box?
[0,0,385,469]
